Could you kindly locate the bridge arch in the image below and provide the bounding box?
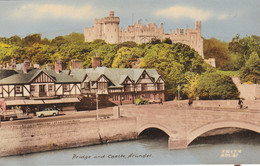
[137,123,171,136]
[187,121,260,145]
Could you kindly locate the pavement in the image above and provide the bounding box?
[0,107,114,127]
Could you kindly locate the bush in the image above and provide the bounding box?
[197,72,239,99]
[135,98,147,105]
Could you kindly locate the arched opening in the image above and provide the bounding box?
[138,127,169,148]
[189,127,260,146]
[139,128,169,139]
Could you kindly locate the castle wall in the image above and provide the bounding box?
[84,11,204,57]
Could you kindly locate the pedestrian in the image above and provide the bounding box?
[188,98,193,106]
[238,98,243,109]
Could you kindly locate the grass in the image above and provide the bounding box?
[216,70,241,77]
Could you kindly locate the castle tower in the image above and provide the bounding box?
[103,11,120,44]
[196,21,201,37]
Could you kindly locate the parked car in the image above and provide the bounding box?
[0,108,31,121]
[36,108,59,117]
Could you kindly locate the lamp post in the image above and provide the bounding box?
[177,84,181,107]
[96,93,99,120]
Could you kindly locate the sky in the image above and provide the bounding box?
[0,0,259,42]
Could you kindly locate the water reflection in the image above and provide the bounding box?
[1,130,260,165]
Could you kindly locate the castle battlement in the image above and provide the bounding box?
[84,11,204,58]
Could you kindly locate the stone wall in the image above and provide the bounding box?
[192,100,260,110]
[0,117,137,157]
[232,77,260,100]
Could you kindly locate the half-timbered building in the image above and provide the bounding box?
[0,61,81,112]
[68,57,165,107]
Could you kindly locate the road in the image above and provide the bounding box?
[0,107,114,127]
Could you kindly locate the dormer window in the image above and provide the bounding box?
[141,83,148,91]
[124,84,131,92]
[98,82,107,91]
[157,83,164,90]
[84,82,90,91]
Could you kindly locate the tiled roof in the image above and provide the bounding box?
[0,69,41,84]
[0,70,19,80]
[44,70,80,83]
[70,67,162,88]
[0,69,80,84]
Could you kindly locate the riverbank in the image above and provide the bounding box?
[0,116,137,157]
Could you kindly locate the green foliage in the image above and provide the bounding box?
[183,72,200,99]
[162,38,172,44]
[150,38,161,45]
[1,32,258,100]
[216,70,241,77]
[229,34,260,63]
[141,43,207,99]
[64,32,85,44]
[204,38,229,70]
[21,34,42,47]
[240,51,260,84]
[197,72,239,99]
[135,98,147,105]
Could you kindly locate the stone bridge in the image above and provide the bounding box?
[120,101,260,149]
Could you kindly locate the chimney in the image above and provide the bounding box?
[92,56,101,70]
[23,60,31,73]
[10,60,16,70]
[45,64,52,70]
[55,60,62,73]
[71,59,83,69]
[33,64,40,69]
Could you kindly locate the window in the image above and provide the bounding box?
[157,83,164,90]
[124,84,131,92]
[31,85,36,92]
[112,95,119,101]
[98,82,107,91]
[48,85,53,91]
[145,93,150,98]
[124,95,130,101]
[0,86,2,93]
[141,73,146,79]
[141,83,148,91]
[84,82,90,90]
[63,84,70,92]
[15,85,22,94]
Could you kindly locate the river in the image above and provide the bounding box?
[1,130,260,165]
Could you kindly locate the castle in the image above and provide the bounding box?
[84,11,204,58]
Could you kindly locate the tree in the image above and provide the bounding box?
[204,38,229,70]
[183,72,200,99]
[229,35,260,65]
[112,47,133,68]
[240,51,260,84]
[162,38,172,44]
[64,32,85,44]
[51,36,67,46]
[21,34,41,47]
[150,38,161,45]
[197,73,239,99]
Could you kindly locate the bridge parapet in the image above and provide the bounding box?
[120,103,260,149]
